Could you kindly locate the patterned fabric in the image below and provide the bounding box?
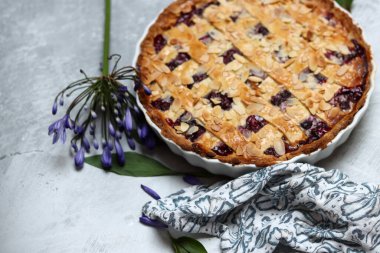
[142,163,380,253]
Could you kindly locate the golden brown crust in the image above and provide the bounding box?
[136,0,373,166]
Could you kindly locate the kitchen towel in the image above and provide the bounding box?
[142,163,380,253]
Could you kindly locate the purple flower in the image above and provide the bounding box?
[71,142,78,152]
[114,140,125,165]
[143,85,152,95]
[115,130,122,140]
[183,175,202,185]
[48,115,69,144]
[82,137,90,152]
[134,79,142,91]
[119,85,128,92]
[124,108,133,132]
[93,139,99,150]
[74,147,85,168]
[127,136,135,150]
[138,124,149,140]
[141,184,161,200]
[65,118,73,130]
[59,96,64,106]
[109,123,115,137]
[101,146,112,169]
[52,101,58,115]
[74,125,84,135]
[139,216,167,228]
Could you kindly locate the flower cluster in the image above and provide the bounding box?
[48,55,155,169]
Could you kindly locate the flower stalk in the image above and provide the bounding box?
[48,0,155,169]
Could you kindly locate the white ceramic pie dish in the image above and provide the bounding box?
[133,2,376,177]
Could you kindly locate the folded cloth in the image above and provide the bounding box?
[142,163,380,253]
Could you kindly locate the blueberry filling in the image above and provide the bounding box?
[264,147,280,157]
[329,86,363,110]
[270,89,292,106]
[299,68,327,84]
[325,39,366,65]
[242,115,267,133]
[253,23,269,37]
[324,50,345,65]
[153,34,167,53]
[166,53,191,71]
[230,15,239,22]
[176,10,196,26]
[265,137,299,157]
[199,33,214,45]
[166,118,178,128]
[167,112,206,142]
[230,11,242,22]
[283,137,299,153]
[324,12,337,26]
[151,96,174,111]
[195,1,220,16]
[186,124,206,142]
[187,73,208,90]
[221,47,243,64]
[314,73,328,84]
[300,120,312,130]
[325,12,334,21]
[206,91,233,110]
[176,1,220,26]
[192,72,208,83]
[300,116,330,142]
[212,142,233,156]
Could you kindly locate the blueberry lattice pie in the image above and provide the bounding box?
[137,0,373,166]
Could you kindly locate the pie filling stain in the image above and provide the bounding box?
[240,115,267,133]
[153,34,167,54]
[325,39,366,65]
[192,72,208,83]
[329,86,364,111]
[206,91,233,110]
[199,33,214,45]
[300,116,330,142]
[167,112,206,142]
[253,23,270,37]
[221,47,243,65]
[176,1,220,26]
[151,96,174,111]
[187,73,209,90]
[166,52,191,71]
[299,68,327,84]
[264,147,280,158]
[270,89,292,107]
[212,142,233,156]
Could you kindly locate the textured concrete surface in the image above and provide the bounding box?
[0,0,379,252]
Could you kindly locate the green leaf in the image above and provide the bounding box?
[85,152,213,177]
[335,0,353,11]
[171,236,208,253]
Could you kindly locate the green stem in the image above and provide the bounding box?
[102,0,111,76]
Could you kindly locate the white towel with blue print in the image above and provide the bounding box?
[142,163,380,253]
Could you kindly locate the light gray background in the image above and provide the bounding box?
[0,0,379,252]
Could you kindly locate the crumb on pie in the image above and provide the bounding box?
[137,0,373,166]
